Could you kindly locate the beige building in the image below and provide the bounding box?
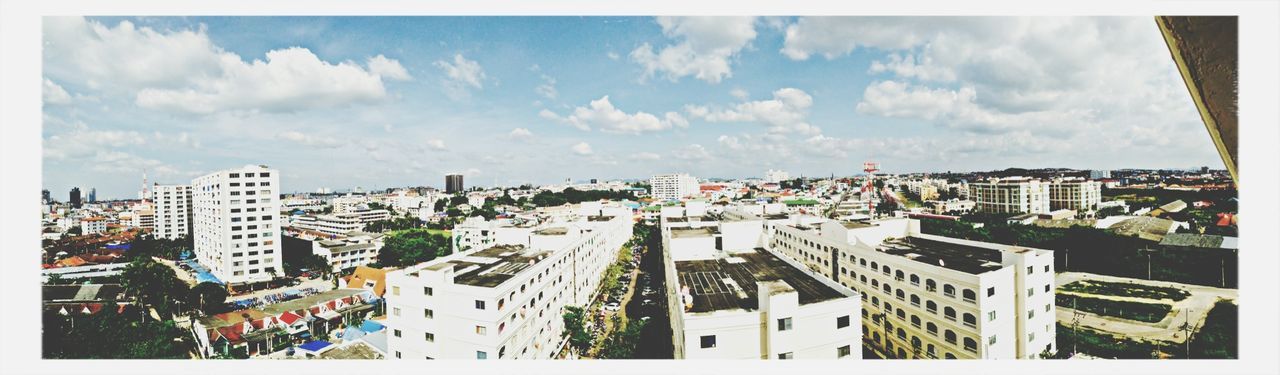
[969,178,1051,215]
[1047,178,1102,212]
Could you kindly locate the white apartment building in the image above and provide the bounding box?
[281,196,325,212]
[131,208,155,230]
[450,216,539,254]
[969,178,1051,215]
[153,184,192,240]
[80,217,107,234]
[927,199,976,215]
[312,232,384,272]
[765,169,790,183]
[1047,178,1103,212]
[650,173,700,201]
[383,214,632,360]
[192,165,282,286]
[291,208,392,237]
[770,218,1057,359]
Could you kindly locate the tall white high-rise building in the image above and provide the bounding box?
[650,173,700,201]
[153,184,193,240]
[968,178,1051,215]
[192,165,282,285]
[765,169,790,183]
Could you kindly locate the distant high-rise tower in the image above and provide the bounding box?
[140,170,151,202]
[42,189,50,204]
[445,174,464,194]
[69,187,82,209]
[88,187,97,203]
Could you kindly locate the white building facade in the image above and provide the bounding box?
[192,165,282,285]
[153,184,192,240]
[769,218,1057,359]
[650,173,700,201]
[969,178,1051,215]
[1047,178,1103,212]
[383,214,632,359]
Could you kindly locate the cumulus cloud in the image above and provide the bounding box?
[435,53,486,99]
[630,16,758,84]
[686,88,820,135]
[425,139,447,150]
[43,121,146,161]
[542,95,687,134]
[44,17,407,114]
[672,144,712,161]
[571,142,593,155]
[508,127,534,140]
[43,78,72,105]
[367,54,413,81]
[535,74,558,99]
[278,130,342,148]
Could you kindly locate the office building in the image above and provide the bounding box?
[446,174,465,194]
[1047,178,1102,212]
[770,218,1057,359]
[968,178,1050,215]
[153,184,193,240]
[650,173,699,201]
[292,208,391,237]
[765,169,790,184]
[69,187,82,209]
[80,217,107,234]
[88,188,97,203]
[383,214,632,359]
[192,165,282,286]
[1089,170,1111,179]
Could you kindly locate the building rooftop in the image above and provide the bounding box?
[840,221,874,229]
[670,227,718,239]
[675,248,844,314]
[1159,233,1238,250]
[42,284,124,302]
[533,227,569,236]
[877,236,1005,275]
[448,245,555,288]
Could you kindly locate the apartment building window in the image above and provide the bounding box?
[393,329,401,337]
[927,322,938,335]
[989,335,997,346]
[945,330,957,344]
[837,345,852,358]
[962,289,976,302]
[1029,332,1036,342]
[926,279,937,292]
[1027,266,1034,275]
[475,300,486,310]
[1045,304,1051,312]
[700,335,716,348]
[395,351,401,359]
[475,326,487,335]
[424,309,433,319]
[911,315,921,328]
[392,286,400,296]
[926,301,938,313]
[944,307,956,321]
[1044,265,1050,273]
[777,317,792,331]
[910,294,921,306]
[943,284,956,298]
[425,332,434,342]
[964,338,978,352]
[393,307,401,316]
[1044,284,1051,293]
[988,311,997,321]
[837,315,850,329]
[476,351,487,359]
[777,352,794,360]
[963,313,977,328]
[1028,309,1035,319]
[910,274,920,285]
[1027,288,1034,297]
[987,287,996,297]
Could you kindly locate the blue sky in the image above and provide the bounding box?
[42,16,1220,199]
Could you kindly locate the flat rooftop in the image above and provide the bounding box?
[877,237,1004,275]
[841,221,874,229]
[533,227,569,236]
[675,248,844,314]
[670,227,718,238]
[447,245,555,288]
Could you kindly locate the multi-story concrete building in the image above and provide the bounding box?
[291,208,391,237]
[153,184,193,240]
[80,216,107,234]
[969,178,1051,215]
[192,165,282,286]
[446,174,465,194]
[927,199,976,215]
[131,208,155,230]
[1047,178,1102,212]
[650,173,699,201]
[769,218,1057,359]
[311,231,384,272]
[450,216,539,254]
[383,214,632,359]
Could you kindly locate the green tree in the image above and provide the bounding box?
[42,306,191,359]
[561,306,592,354]
[120,257,189,316]
[598,318,647,359]
[188,282,229,315]
[377,229,451,268]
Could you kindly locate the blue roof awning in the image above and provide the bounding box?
[360,320,384,333]
[297,340,333,352]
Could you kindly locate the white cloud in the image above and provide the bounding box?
[571,142,593,156]
[629,152,661,161]
[44,17,405,114]
[367,54,413,81]
[278,130,342,148]
[508,127,534,140]
[43,78,72,105]
[536,74,558,99]
[607,51,620,60]
[434,53,487,99]
[856,80,1093,134]
[542,96,686,134]
[672,144,712,161]
[43,121,146,161]
[630,17,758,84]
[425,139,447,150]
[729,88,749,100]
[686,88,820,135]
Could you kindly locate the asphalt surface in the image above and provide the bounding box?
[1055,272,1237,344]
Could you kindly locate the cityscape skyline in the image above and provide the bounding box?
[43,16,1221,200]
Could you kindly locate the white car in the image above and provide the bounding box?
[603,303,621,311]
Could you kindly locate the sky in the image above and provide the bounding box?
[41,16,1222,199]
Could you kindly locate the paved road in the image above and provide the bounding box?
[1055,272,1237,344]
[228,276,336,303]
